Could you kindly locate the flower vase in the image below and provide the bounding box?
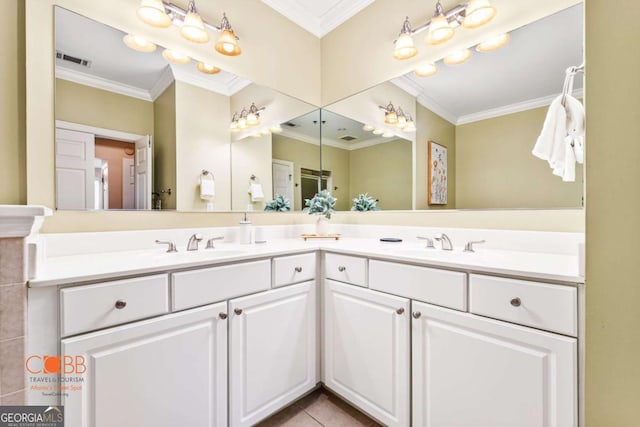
[316,216,330,236]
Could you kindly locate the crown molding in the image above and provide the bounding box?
[56,66,152,102]
[391,75,458,125]
[261,0,374,38]
[149,66,175,101]
[457,88,585,125]
[169,65,252,97]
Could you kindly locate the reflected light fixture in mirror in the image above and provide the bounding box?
[444,48,472,65]
[136,0,241,56]
[476,33,510,52]
[362,124,374,131]
[123,34,157,52]
[162,49,191,64]
[414,62,438,77]
[196,61,221,74]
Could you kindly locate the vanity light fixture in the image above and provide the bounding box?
[476,32,510,52]
[426,1,455,45]
[404,116,417,132]
[393,17,417,60]
[463,0,497,29]
[413,61,438,77]
[123,34,157,52]
[230,103,266,131]
[180,1,209,43]
[136,0,241,56]
[444,48,472,65]
[379,102,414,131]
[162,49,191,64]
[382,102,398,125]
[196,61,221,74]
[391,0,497,59]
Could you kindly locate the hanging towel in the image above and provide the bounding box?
[249,183,264,202]
[200,174,215,200]
[532,95,568,168]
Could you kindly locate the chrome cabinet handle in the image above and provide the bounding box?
[412,311,422,319]
[219,312,228,320]
[510,297,522,307]
[295,266,303,273]
[115,300,127,309]
[338,266,346,272]
[396,308,405,315]
[234,308,243,315]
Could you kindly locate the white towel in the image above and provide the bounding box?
[533,94,585,182]
[249,183,264,202]
[200,175,215,199]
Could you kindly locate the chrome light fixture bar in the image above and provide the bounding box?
[230,103,266,131]
[373,102,416,133]
[137,0,241,56]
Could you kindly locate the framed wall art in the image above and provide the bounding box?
[428,140,448,205]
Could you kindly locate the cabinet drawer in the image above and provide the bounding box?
[172,260,270,311]
[325,253,367,287]
[370,261,467,311]
[469,274,578,336]
[60,274,169,337]
[273,253,316,288]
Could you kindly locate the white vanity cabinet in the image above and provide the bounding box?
[61,302,228,427]
[411,300,577,427]
[323,279,411,427]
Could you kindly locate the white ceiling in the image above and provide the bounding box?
[392,4,584,124]
[54,7,251,101]
[261,0,375,38]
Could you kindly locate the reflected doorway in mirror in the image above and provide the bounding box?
[428,140,448,205]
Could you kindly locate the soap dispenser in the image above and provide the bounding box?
[239,213,253,244]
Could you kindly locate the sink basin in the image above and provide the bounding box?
[391,248,479,260]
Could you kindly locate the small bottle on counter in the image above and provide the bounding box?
[239,212,253,244]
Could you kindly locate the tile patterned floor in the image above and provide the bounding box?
[256,388,383,427]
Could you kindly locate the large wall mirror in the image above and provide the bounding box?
[322,3,584,211]
[54,7,319,212]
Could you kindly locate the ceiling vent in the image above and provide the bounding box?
[340,135,358,141]
[56,51,92,68]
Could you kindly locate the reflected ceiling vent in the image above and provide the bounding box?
[283,122,299,128]
[340,135,358,141]
[56,51,92,67]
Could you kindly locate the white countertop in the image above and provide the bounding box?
[29,237,583,287]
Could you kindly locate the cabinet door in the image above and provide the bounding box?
[412,301,577,427]
[324,280,410,427]
[229,281,317,427]
[61,302,228,427]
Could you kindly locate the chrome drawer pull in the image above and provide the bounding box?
[510,297,522,307]
[295,266,303,273]
[219,312,228,320]
[115,300,127,309]
[396,308,405,315]
[338,266,346,272]
[234,308,243,315]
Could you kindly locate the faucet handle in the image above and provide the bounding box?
[205,236,225,249]
[464,240,486,252]
[416,236,435,248]
[155,240,178,253]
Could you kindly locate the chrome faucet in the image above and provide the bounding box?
[417,236,435,249]
[434,233,454,251]
[464,240,486,252]
[205,236,225,249]
[186,234,203,251]
[155,240,177,253]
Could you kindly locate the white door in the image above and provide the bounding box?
[134,135,152,210]
[411,301,577,427]
[324,280,410,427]
[122,157,135,209]
[61,303,228,427]
[55,128,95,210]
[272,159,294,202]
[229,281,317,427]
